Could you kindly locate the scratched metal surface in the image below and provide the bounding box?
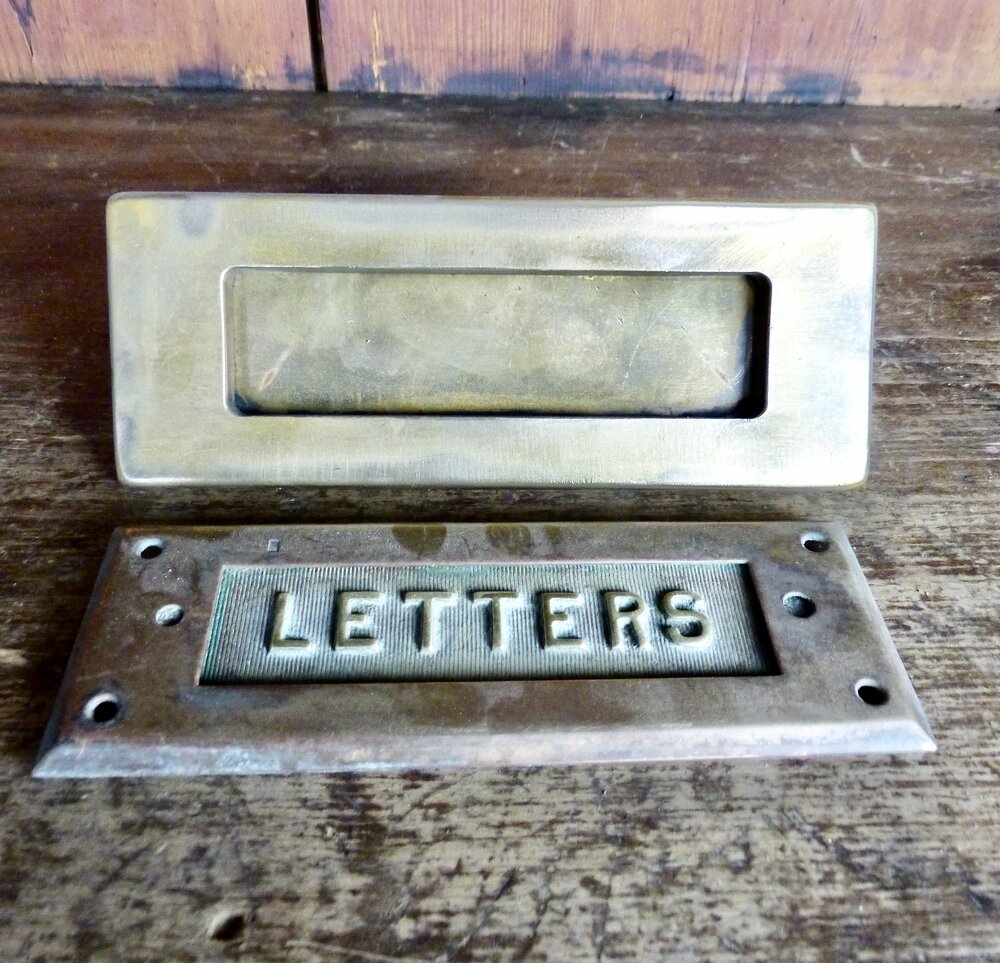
[108,193,874,487]
[226,268,761,416]
[0,88,998,960]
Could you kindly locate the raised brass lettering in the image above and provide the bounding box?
[539,592,586,649]
[660,590,713,648]
[402,590,458,654]
[199,554,777,685]
[266,591,311,652]
[471,590,523,651]
[603,591,651,650]
[335,591,384,651]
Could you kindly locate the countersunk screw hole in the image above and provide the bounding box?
[208,911,246,942]
[135,538,164,560]
[800,531,830,553]
[783,592,816,618]
[856,680,890,706]
[155,604,184,626]
[84,693,121,726]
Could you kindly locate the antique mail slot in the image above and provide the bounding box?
[108,194,876,487]
[35,523,933,777]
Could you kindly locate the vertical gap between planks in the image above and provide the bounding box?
[306,0,329,91]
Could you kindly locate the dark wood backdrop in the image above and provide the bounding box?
[0,87,998,960]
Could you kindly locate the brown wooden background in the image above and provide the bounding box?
[1,0,999,106]
[0,86,998,961]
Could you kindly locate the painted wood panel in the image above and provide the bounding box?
[0,0,313,89]
[322,0,1000,106]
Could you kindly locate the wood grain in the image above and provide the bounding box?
[0,87,998,961]
[322,0,1000,106]
[0,0,313,89]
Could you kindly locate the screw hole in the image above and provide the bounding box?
[84,692,121,726]
[135,538,164,560]
[856,680,890,706]
[800,531,830,553]
[155,604,184,626]
[783,592,816,618]
[208,911,246,942]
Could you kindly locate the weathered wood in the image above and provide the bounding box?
[0,87,998,960]
[0,0,313,89]
[322,0,1000,106]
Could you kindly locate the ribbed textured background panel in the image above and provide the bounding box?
[201,562,774,683]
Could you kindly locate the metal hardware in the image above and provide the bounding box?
[201,561,772,683]
[35,523,933,777]
[108,194,876,487]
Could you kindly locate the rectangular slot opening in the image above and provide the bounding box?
[224,268,770,417]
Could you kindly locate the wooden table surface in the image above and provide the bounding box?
[0,87,997,962]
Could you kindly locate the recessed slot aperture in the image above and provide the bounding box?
[225,268,770,418]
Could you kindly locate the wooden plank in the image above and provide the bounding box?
[742,0,870,104]
[321,0,1000,106]
[845,0,1000,108]
[0,0,313,89]
[0,87,998,960]
[747,0,1000,107]
[0,2,33,79]
[322,0,750,99]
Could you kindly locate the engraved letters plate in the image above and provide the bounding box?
[108,194,875,487]
[35,523,934,777]
[201,562,774,683]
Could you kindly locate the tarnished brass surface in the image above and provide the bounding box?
[108,194,875,487]
[226,268,765,416]
[200,560,774,683]
[35,523,933,777]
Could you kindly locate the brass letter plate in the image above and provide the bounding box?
[108,194,876,487]
[36,523,933,777]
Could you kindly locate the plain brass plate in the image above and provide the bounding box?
[35,523,933,777]
[108,194,876,487]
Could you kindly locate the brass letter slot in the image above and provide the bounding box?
[108,194,875,487]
